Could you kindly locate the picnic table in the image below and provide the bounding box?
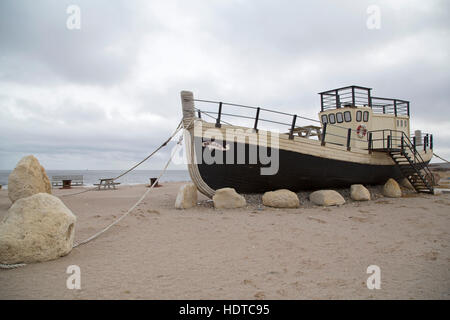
[94,178,120,190]
[291,125,322,140]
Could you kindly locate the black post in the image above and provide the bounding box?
[351,86,355,106]
[368,89,372,108]
[215,102,222,128]
[413,136,416,153]
[321,123,327,146]
[430,134,433,150]
[336,90,340,108]
[320,94,324,112]
[401,135,404,152]
[289,114,297,140]
[424,134,428,153]
[407,102,410,117]
[347,128,352,151]
[368,132,373,154]
[394,100,398,117]
[387,135,391,149]
[254,107,260,132]
[197,110,202,119]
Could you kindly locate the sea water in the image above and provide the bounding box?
[0,170,190,189]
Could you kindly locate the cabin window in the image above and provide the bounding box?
[344,111,351,122]
[356,111,362,122]
[321,115,328,124]
[363,111,369,122]
[336,112,343,123]
[329,113,336,124]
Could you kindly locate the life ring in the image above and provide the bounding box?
[356,124,367,138]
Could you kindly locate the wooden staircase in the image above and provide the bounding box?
[389,149,434,194]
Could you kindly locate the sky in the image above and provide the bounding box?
[0,0,449,170]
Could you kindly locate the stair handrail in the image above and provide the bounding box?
[368,129,435,189]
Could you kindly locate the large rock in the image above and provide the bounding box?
[213,188,246,209]
[175,183,198,209]
[0,193,76,264]
[8,155,51,204]
[432,172,441,186]
[398,178,415,190]
[382,178,402,198]
[309,190,345,206]
[262,189,299,208]
[350,184,371,201]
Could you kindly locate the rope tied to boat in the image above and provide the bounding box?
[433,153,449,163]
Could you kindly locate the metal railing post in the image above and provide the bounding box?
[336,90,340,108]
[394,100,398,117]
[347,128,352,151]
[254,107,260,132]
[368,132,373,154]
[215,102,222,128]
[197,110,202,119]
[401,135,404,152]
[387,135,391,150]
[351,86,355,106]
[289,114,297,140]
[321,123,327,146]
[430,134,433,150]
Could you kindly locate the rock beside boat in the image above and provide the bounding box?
[213,188,246,209]
[432,172,441,185]
[262,189,299,208]
[309,190,345,207]
[0,193,76,264]
[383,178,402,198]
[175,183,198,209]
[8,155,51,204]
[398,178,415,190]
[350,184,371,201]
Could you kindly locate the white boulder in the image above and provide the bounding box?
[350,184,371,201]
[262,189,299,208]
[175,183,198,209]
[0,193,76,264]
[309,190,345,206]
[213,188,246,209]
[8,155,51,204]
[382,178,402,198]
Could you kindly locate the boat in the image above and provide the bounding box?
[180,85,435,198]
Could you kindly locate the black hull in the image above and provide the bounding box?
[194,138,428,193]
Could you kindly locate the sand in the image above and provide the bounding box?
[0,182,449,300]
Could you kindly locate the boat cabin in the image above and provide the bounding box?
[318,86,410,150]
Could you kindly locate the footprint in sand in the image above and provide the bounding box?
[254,291,265,300]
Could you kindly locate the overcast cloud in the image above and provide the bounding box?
[0,0,449,170]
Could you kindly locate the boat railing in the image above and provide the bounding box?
[319,85,410,116]
[368,129,435,184]
[193,98,374,152]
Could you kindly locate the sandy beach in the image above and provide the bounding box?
[0,182,449,300]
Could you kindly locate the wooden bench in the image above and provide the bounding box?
[51,175,84,188]
[94,178,120,190]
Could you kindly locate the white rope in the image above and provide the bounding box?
[73,135,183,248]
[0,120,188,269]
[433,153,449,163]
